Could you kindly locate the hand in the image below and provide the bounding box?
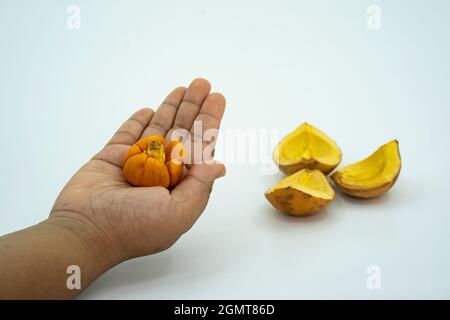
[49,78,226,267]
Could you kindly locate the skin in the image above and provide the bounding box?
[0,78,226,299]
[265,187,334,216]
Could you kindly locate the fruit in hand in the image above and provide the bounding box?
[273,123,342,175]
[123,135,185,188]
[331,140,401,199]
[265,169,335,216]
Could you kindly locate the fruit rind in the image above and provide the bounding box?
[331,140,401,199]
[265,187,334,216]
[273,123,342,175]
[265,169,335,216]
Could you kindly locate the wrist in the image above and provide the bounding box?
[43,212,124,278]
[0,215,123,299]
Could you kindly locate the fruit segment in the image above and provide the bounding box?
[273,123,342,175]
[331,140,401,199]
[265,169,335,216]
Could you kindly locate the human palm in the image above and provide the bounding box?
[50,79,226,264]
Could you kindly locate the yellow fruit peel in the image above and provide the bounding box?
[331,140,401,199]
[273,123,342,175]
[265,169,335,216]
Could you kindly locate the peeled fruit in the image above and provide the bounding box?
[123,135,185,188]
[331,140,401,199]
[273,123,342,175]
[265,169,335,216]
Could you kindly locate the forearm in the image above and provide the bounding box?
[0,217,118,299]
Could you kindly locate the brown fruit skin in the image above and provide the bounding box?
[278,160,338,176]
[331,168,401,199]
[265,187,334,216]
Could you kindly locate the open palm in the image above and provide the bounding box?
[50,78,226,264]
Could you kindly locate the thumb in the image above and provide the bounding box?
[189,161,227,186]
[177,161,226,196]
[171,162,226,229]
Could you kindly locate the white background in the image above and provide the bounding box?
[0,0,449,299]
